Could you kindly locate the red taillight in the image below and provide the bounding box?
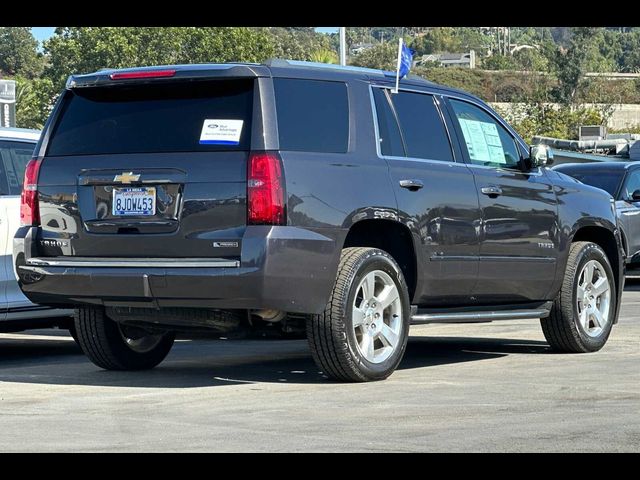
[20,158,42,226]
[109,69,176,80]
[247,151,285,225]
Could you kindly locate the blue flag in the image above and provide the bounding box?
[399,41,413,78]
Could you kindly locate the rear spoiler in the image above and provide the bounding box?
[66,63,271,89]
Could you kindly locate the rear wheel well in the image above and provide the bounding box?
[343,220,417,301]
[572,226,621,291]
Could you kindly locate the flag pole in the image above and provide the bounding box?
[392,37,403,94]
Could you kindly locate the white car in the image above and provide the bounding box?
[0,127,74,335]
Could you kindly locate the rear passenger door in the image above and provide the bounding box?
[371,87,481,305]
[444,97,559,303]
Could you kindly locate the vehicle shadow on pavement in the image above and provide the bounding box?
[0,333,549,388]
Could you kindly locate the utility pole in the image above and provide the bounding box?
[339,27,347,66]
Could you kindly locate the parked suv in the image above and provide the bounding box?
[553,161,640,273]
[0,127,73,334]
[14,60,625,381]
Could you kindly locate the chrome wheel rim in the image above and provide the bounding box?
[352,270,403,364]
[118,325,164,353]
[576,260,611,338]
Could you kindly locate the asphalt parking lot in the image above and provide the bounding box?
[1,281,639,452]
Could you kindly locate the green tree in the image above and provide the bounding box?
[410,28,461,55]
[350,43,397,70]
[44,27,275,91]
[481,54,517,70]
[550,27,599,104]
[0,27,43,78]
[14,77,55,129]
[512,47,549,71]
[267,27,334,61]
[309,48,338,64]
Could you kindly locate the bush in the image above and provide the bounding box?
[414,67,554,103]
[496,103,604,143]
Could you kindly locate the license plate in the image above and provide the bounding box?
[112,187,156,216]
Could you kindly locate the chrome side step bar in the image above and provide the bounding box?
[26,257,240,268]
[410,307,550,324]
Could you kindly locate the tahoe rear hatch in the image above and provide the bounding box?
[32,76,260,260]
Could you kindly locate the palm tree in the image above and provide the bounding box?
[309,48,339,64]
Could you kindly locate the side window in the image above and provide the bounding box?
[372,88,404,157]
[390,91,454,162]
[623,171,640,200]
[273,78,349,153]
[450,99,521,169]
[0,140,35,195]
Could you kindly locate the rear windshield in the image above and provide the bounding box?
[47,79,254,156]
[559,169,623,197]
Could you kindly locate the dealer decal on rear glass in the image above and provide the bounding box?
[199,119,244,145]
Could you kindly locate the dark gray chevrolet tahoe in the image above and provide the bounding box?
[14,60,625,382]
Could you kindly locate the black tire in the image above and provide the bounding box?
[74,306,175,370]
[541,241,616,353]
[307,247,411,382]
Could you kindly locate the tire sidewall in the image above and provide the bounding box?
[570,244,616,350]
[107,320,175,368]
[343,250,410,380]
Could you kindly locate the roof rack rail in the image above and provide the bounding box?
[264,58,432,85]
[265,58,388,75]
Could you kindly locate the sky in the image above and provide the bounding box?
[32,27,55,42]
[30,27,339,43]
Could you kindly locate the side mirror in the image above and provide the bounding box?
[632,189,640,201]
[529,144,554,168]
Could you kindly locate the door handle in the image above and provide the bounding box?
[481,186,503,198]
[399,179,424,191]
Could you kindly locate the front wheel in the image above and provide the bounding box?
[541,241,616,353]
[74,307,175,370]
[307,247,411,382]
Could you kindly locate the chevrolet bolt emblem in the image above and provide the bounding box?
[113,172,140,184]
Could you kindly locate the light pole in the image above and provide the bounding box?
[340,27,347,66]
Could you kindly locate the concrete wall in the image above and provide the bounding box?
[490,102,640,131]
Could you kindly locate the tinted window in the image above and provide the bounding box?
[390,91,453,161]
[0,139,35,195]
[47,80,254,156]
[450,99,520,168]
[559,169,622,197]
[274,78,348,153]
[372,88,404,157]
[623,170,640,199]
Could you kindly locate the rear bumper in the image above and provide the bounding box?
[14,226,343,315]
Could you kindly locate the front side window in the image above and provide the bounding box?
[450,99,521,169]
[0,140,35,195]
[623,170,640,200]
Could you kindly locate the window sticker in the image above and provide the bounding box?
[458,118,506,164]
[199,119,244,145]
